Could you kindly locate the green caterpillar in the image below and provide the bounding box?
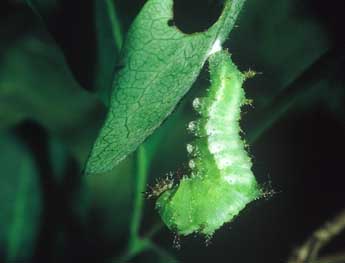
[155,50,262,237]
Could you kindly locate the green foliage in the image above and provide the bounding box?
[85,0,246,174]
[0,132,41,262]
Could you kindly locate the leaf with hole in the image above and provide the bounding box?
[85,0,247,174]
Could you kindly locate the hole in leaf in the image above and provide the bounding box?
[172,0,225,33]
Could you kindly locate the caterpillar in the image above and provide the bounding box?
[155,50,262,237]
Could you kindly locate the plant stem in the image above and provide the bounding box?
[129,145,149,246]
[148,240,177,262]
[144,221,164,239]
[113,145,150,262]
[314,251,345,263]
[288,208,345,263]
[105,0,124,52]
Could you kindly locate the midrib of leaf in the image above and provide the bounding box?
[86,0,247,174]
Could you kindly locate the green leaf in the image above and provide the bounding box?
[25,0,58,18]
[86,0,246,174]
[0,132,41,262]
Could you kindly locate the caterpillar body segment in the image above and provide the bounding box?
[156,50,262,236]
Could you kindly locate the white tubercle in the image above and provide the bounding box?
[208,39,222,56]
[192,98,201,111]
[189,160,196,169]
[186,144,194,154]
[187,121,197,132]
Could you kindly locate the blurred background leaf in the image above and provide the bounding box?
[0,131,41,262]
[0,2,105,164]
[26,0,123,103]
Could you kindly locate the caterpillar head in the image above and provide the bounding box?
[144,173,174,199]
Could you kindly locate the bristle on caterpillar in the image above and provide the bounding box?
[144,173,175,199]
[155,50,262,237]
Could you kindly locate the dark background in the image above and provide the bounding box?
[0,0,344,262]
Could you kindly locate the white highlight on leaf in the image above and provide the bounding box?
[208,39,222,56]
